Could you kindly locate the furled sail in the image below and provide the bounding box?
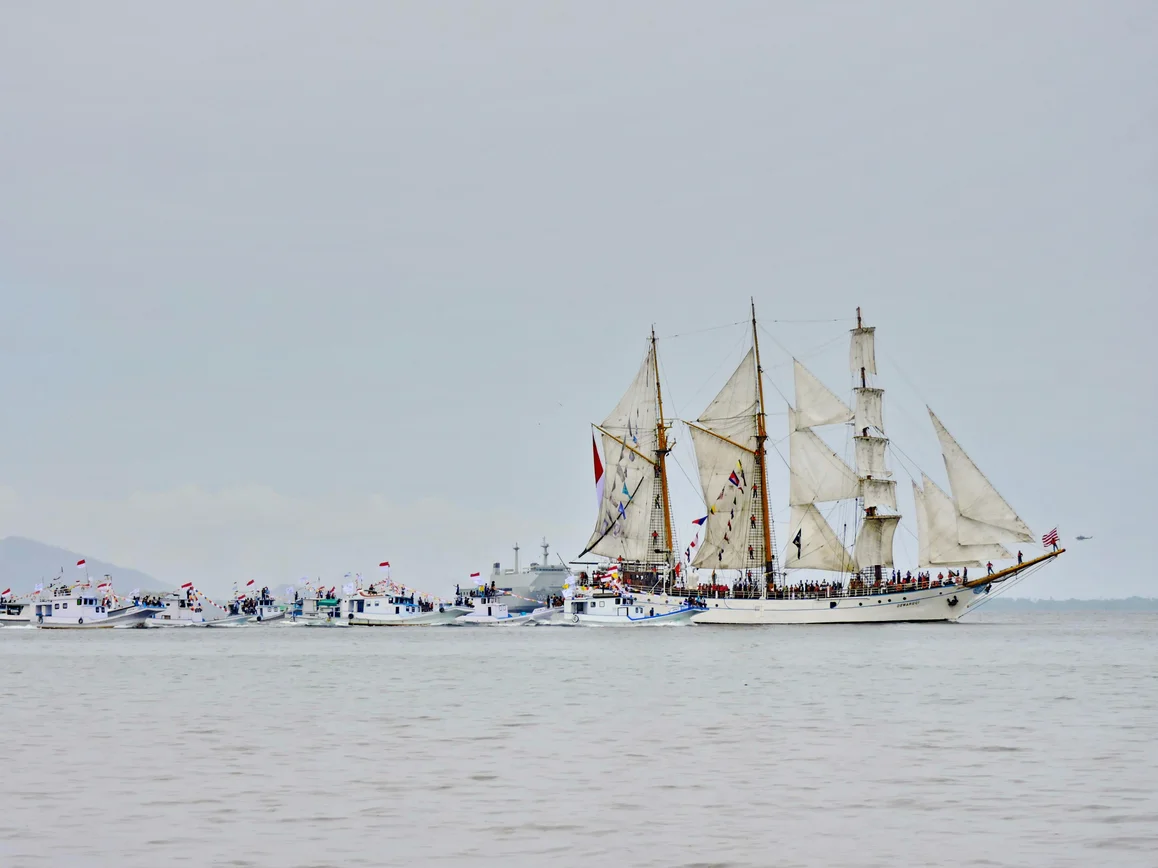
[854,435,891,478]
[784,504,855,573]
[788,408,860,506]
[928,409,1034,544]
[689,349,764,570]
[793,360,852,430]
[850,326,877,375]
[854,388,885,435]
[582,345,661,562]
[854,515,900,568]
[919,474,1012,566]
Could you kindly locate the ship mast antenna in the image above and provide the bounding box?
[751,298,775,597]
[652,326,675,569]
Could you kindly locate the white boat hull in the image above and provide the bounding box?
[204,614,253,628]
[37,606,159,630]
[456,612,535,626]
[290,614,350,628]
[566,606,702,626]
[348,607,468,626]
[634,584,984,625]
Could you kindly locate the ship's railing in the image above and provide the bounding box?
[636,580,959,602]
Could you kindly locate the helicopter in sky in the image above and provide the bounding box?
[1075,535,1093,541]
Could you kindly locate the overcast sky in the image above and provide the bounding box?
[1,1,1153,598]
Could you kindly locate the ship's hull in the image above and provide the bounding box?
[348,607,468,626]
[204,614,253,628]
[37,606,159,629]
[456,612,535,626]
[679,584,983,625]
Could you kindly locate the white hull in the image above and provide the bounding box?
[204,614,253,628]
[635,584,984,625]
[38,606,159,630]
[0,615,32,626]
[249,609,285,623]
[456,612,535,626]
[563,607,701,626]
[289,614,350,628]
[348,607,468,626]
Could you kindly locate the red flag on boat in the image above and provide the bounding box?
[180,582,194,590]
[1,588,10,596]
[379,561,390,569]
[76,559,86,568]
[246,579,255,586]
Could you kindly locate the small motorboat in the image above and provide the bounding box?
[456,596,534,626]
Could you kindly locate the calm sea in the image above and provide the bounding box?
[1,612,1155,867]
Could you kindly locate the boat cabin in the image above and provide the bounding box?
[343,594,426,617]
[34,592,114,625]
[564,592,650,619]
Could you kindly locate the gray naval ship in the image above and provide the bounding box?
[489,539,569,613]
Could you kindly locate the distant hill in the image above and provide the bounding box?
[0,536,160,592]
[986,596,1158,612]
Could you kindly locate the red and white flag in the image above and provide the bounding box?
[180,582,194,590]
[97,581,112,590]
[246,579,255,587]
[379,561,390,569]
[1042,528,1059,547]
[76,559,86,568]
[1,588,10,596]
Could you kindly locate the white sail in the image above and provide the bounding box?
[583,346,661,562]
[913,481,932,567]
[854,435,891,478]
[860,477,897,511]
[854,515,900,568]
[854,388,885,435]
[793,360,852,429]
[784,504,855,573]
[920,473,1012,566]
[928,409,1034,544]
[688,427,759,570]
[689,349,763,570]
[788,409,860,506]
[697,349,759,446]
[850,326,877,375]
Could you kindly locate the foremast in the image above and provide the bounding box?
[783,307,899,581]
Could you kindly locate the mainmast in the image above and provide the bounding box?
[685,304,778,593]
[750,300,775,593]
[652,327,675,564]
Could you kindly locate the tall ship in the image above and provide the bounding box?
[579,303,1063,625]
